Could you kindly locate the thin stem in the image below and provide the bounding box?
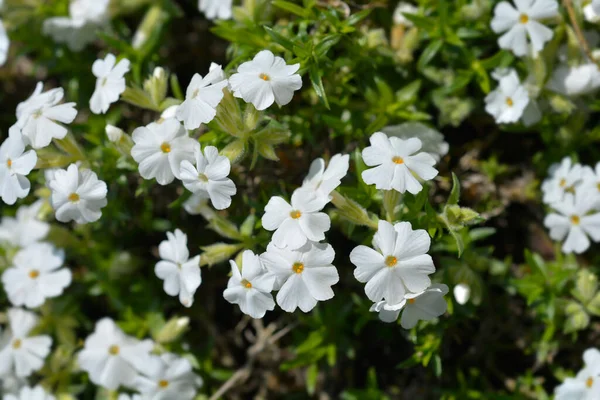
[563,0,600,68]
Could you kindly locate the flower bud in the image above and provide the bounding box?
[105,124,124,143]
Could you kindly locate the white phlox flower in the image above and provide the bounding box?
[453,283,471,305]
[541,157,586,205]
[361,132,438,194]
[0,200,49,248]
[133,353,203,400]
[0,308,52,378]
[555,348,600,400]
[154,229,201,308]
[183,191,215,218]
[261,242,339,313]
[350,220,436,304]
[485,69,530,124]
[198,0,233,20]
[0,130,37,205]
[547,64,600,97]
[229,50,302,111]
[106,124,125,143]
[90,54,130,114]
[131,119,199,185]
[297,153,349,203]
[382,122,449,163]
[223,250,276,319]
[3,386,56,400]
[581,162,600,206]
[393,2,418,26]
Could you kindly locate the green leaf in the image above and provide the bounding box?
[264,26,299,52]
[306,363,318,395]
[417,39,443,71]
[448,173,460,205]
[308,64,329,109]
[272,0,308,18]
[524,250,547,280]
[573,269,599,305]
[564,301,590,333]
[346,9,371,26]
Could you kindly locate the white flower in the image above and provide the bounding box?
[453,283,471,305]
[541,157,586,205]
[350,220,435,304]
[361,132,438,194]
[0,131,37,205]
[223,250,276,319]
[176,63,228,130]
[547,64,600,97]
[131,119,198,185]
[77,318,157,390]
[490,0,558,56]
[0,373,28,396]
[581,162,600,203]
[393,2,418,26]
[15,83,77,149]
[48,164,108,224]
[0,200,49,248]
[555,348,600,400]
[183,192,214,218]
[90,54,130,114]
[160,105,178,120]
[544,192,600,254]
[262,190,330,250]
[180,146,236,210]
[297,154,349,203]
[229,50,302,111]
[485,70,530,124]
[0,308,52,378]
[106,124,125,143]
[382,122,449,162]
[133,353,203,400]
[2,242,72,309]
[154,229,201,308]
[370,284,449,328]
[3,386,56,400]
[0,20,9,66]
[261,242,339,313]
[198,0,232,20]
[592,0,600,20]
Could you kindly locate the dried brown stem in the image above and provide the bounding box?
[563,0,600,67]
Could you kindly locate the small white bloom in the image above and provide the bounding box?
[453,283,471,305]
[0,373,28,396]
[160,105,178,120]
[3,386,56,400]
[581,162,600,203]
[485,70,530,124]
[371,284,449,328]
[134,353,203,400]
[2,242,72,309]
[0,200,49,248]
[77,318,157,390]
[176,63,228,130]
[541,157,586,205]
[90,54,130,114]
[0,131,37,205]
[382,122,449,162]
[183,191,215,219]
[131,119,198,185]
[547,64,600,97]
[297,154,349,203]
[544,192,600,254]
[491,0,558,56]
[262,190,330,250]
[154,229,201,308]
[555,348,600,400]
[393,2,418,26]
[198,0,232,20]
[16,83,77,149]
[106,124,125,143]
[361,132,438,194]
[229,50,302,111]
[0,20,9,66]
[261,242,339,313]
[350,220,435,304]
[48,164,108,224]
[180,146,236,210]
[0,308,52,378]
[224,250,276,319]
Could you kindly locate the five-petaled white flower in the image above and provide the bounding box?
[298,154,349,203]
[180,146,236,210]
[131,119,199,185]
[0,200,49,249]
[77,318,157,390]
[541,157,586,205]
[2,242,72,309]
[229,50,302,111]
[15,83,77,149]
[361,132,438,194]
[176,63,228,130]
[485,70,530,124]
[262,190,330,250]
[223,250,276,319]
[0,308,52,377]
[491,0,559,56]
[133,353,203,400]
[350,220,436,305]
[555,348,600,400]
[370,284,449,328]
[382,122,449,163]
[0,130,37,205]
[3,385,56,400]
[48,163,108,224]
[198,0,232,20]
[544,192,600,254]
[90,54,130,114]
[154,229,201,308]
[261,242,339,313]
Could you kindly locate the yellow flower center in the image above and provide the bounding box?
[559,178,567,187]
[241,279,252,289]
[392,156,404,164]
[408,298,416,304]
[108,345,120,355]
[158,380,169,388]
[519,13,529,24]
[587,377,594,388]
[68,193,80,202]
[198,173,209,182]
[33,109,43,119]
[102,77,108,86]
[292,262,304,274]
[160,142,171,153]
[290,210,302,219]
[571,215,581,225]
[597,182,600,192]
[259,73,270,81]
[12,339,22,349]
[29,270,40,279]
[505,97,514,107]
[192,89,200,98]
[6,159,11,168]
[385,256,398,267]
